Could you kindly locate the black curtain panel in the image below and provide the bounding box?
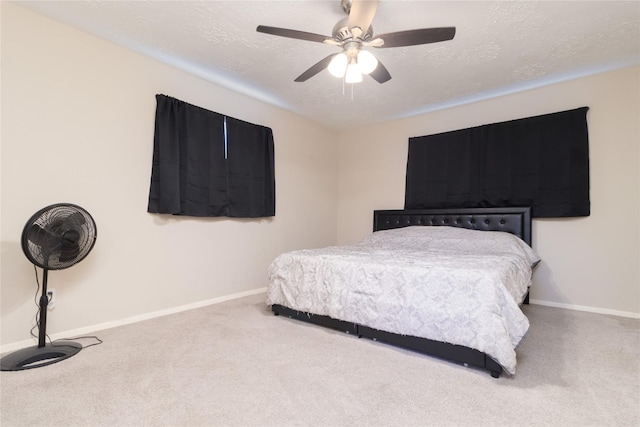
[225,116,275,217]
[147,95,275,218]
[405,107,590,218]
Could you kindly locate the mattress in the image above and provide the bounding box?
[267,226,540,374]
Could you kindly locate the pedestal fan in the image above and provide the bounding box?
[1,203,97,371]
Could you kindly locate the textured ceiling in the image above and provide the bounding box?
[14,1,640,131]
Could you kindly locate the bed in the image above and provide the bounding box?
[267,207,539,377]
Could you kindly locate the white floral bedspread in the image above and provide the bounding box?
[267,226,540,375]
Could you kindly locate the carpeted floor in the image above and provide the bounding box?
[1,292,638,426]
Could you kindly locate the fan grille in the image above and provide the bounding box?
[21,203,97,270]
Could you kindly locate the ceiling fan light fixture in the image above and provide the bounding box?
[345,61,363,83]
[328,53,348,77]
[357,50,378,74]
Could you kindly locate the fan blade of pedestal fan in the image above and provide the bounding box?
[58,229,81,262]
[26,224,59,248]
[65,211,86,225]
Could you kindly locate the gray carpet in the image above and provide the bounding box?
[1,293,638,427]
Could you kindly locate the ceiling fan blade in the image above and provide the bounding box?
[349,0,379,37]
[256,25,330,44]
[369,60,391,83]
[376,27,456,48]
[294,54,338,82]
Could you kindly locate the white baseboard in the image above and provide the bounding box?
[4,290,636,354]
[0,287,267,354]
[529,299,640,319]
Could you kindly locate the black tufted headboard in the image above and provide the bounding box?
[373,207,532,246]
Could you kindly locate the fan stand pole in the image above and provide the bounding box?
[0,268,82,371]
[38,268,50,348]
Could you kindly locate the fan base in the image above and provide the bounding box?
[0,341,82,371]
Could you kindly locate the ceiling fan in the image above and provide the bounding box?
[256,0,456,84]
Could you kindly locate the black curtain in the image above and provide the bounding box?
[148,95,275,218]
[405,107,590,218]
[226,116,275,217]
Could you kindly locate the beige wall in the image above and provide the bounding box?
[1,4,338,348]
[337,66,640,316]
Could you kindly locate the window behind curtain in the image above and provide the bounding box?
[405,107,590,218]
[147,95,275,218]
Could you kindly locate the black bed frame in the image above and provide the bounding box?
[272,207,532,378]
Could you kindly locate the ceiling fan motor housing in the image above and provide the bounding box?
[332,17,373,43]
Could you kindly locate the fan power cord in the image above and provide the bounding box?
[31,265,103,350]
[52,335,103,349]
